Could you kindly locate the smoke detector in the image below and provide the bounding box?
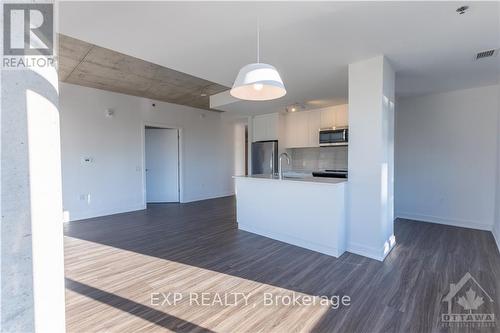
[105,108,115,118]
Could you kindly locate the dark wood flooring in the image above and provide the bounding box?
[64,196,500,333]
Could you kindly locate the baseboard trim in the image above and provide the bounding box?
[493,226,500,255]
[347,236,396,262]
[181,192,234,203]
[239,224,344,258]
[66,204,145,222]
[396,212,493,231]
[67,193,235,222]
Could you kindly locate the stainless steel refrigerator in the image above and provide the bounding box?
[251,140,278,175]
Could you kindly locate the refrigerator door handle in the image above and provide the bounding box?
[271,149,275,174]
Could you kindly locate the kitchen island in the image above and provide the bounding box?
[234,175,347,257]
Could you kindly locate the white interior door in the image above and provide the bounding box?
[145,128,179,203]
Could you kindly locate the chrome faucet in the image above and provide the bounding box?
[278,152,290,180]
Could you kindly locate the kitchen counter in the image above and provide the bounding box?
[234,174,347,257]
[235,174,347,185]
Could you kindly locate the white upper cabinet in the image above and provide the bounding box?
[307,110,321,147]
[335,105,349,127]
[254,105,348,148]
[252,113,282,142]
[252,116,267,142]
[320,108,335,129]
[285,110,321,148]
[285,111,308,148]
[320,104,348,128]
[285,104,348,148]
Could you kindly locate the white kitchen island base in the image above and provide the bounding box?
[234,175,347,257]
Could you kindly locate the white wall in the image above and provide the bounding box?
[395,84,499,231]
[60,83,236,221]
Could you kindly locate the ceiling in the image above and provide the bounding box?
[58,1,500,115]
[58,34,227,111]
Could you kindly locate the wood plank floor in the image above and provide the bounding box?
[64,196,500,333]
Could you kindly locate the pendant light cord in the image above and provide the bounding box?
[257,17,260,63]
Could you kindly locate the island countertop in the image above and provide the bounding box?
[233,174,347,185]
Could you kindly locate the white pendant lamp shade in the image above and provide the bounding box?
[230,63,286,101]
[230,19,286,101]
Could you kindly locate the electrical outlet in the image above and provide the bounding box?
[81,157,94,164]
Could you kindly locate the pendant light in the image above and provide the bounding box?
[230,20,286,101]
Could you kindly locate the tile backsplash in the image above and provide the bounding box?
[286,146,348,171]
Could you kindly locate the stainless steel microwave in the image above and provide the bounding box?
[319,127,348,146]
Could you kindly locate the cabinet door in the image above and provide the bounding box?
[285,112,308,148]
[320,108,335,128]
[321,105,349,128]
[253,116,267,142]
[307,110,321,147]
[253,113,279,141]
[285,113,296,148]
[265,113,279,141]
[285,113,300,148]
[295,112,309,147]
[335,105,349,127]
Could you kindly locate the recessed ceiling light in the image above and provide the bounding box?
[286,103,304,113]
[456,6,469,15]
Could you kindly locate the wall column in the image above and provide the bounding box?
[1,54,66,333]
[347,55,396,261]
[494,79,500,249]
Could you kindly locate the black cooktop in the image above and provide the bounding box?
[312,170,348,179]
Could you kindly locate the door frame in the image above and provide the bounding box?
[141,121,183,206]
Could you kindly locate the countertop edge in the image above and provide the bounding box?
[233,175,347,186]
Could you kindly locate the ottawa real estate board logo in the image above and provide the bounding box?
[3,3,54,69]
[441,272,496,328]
